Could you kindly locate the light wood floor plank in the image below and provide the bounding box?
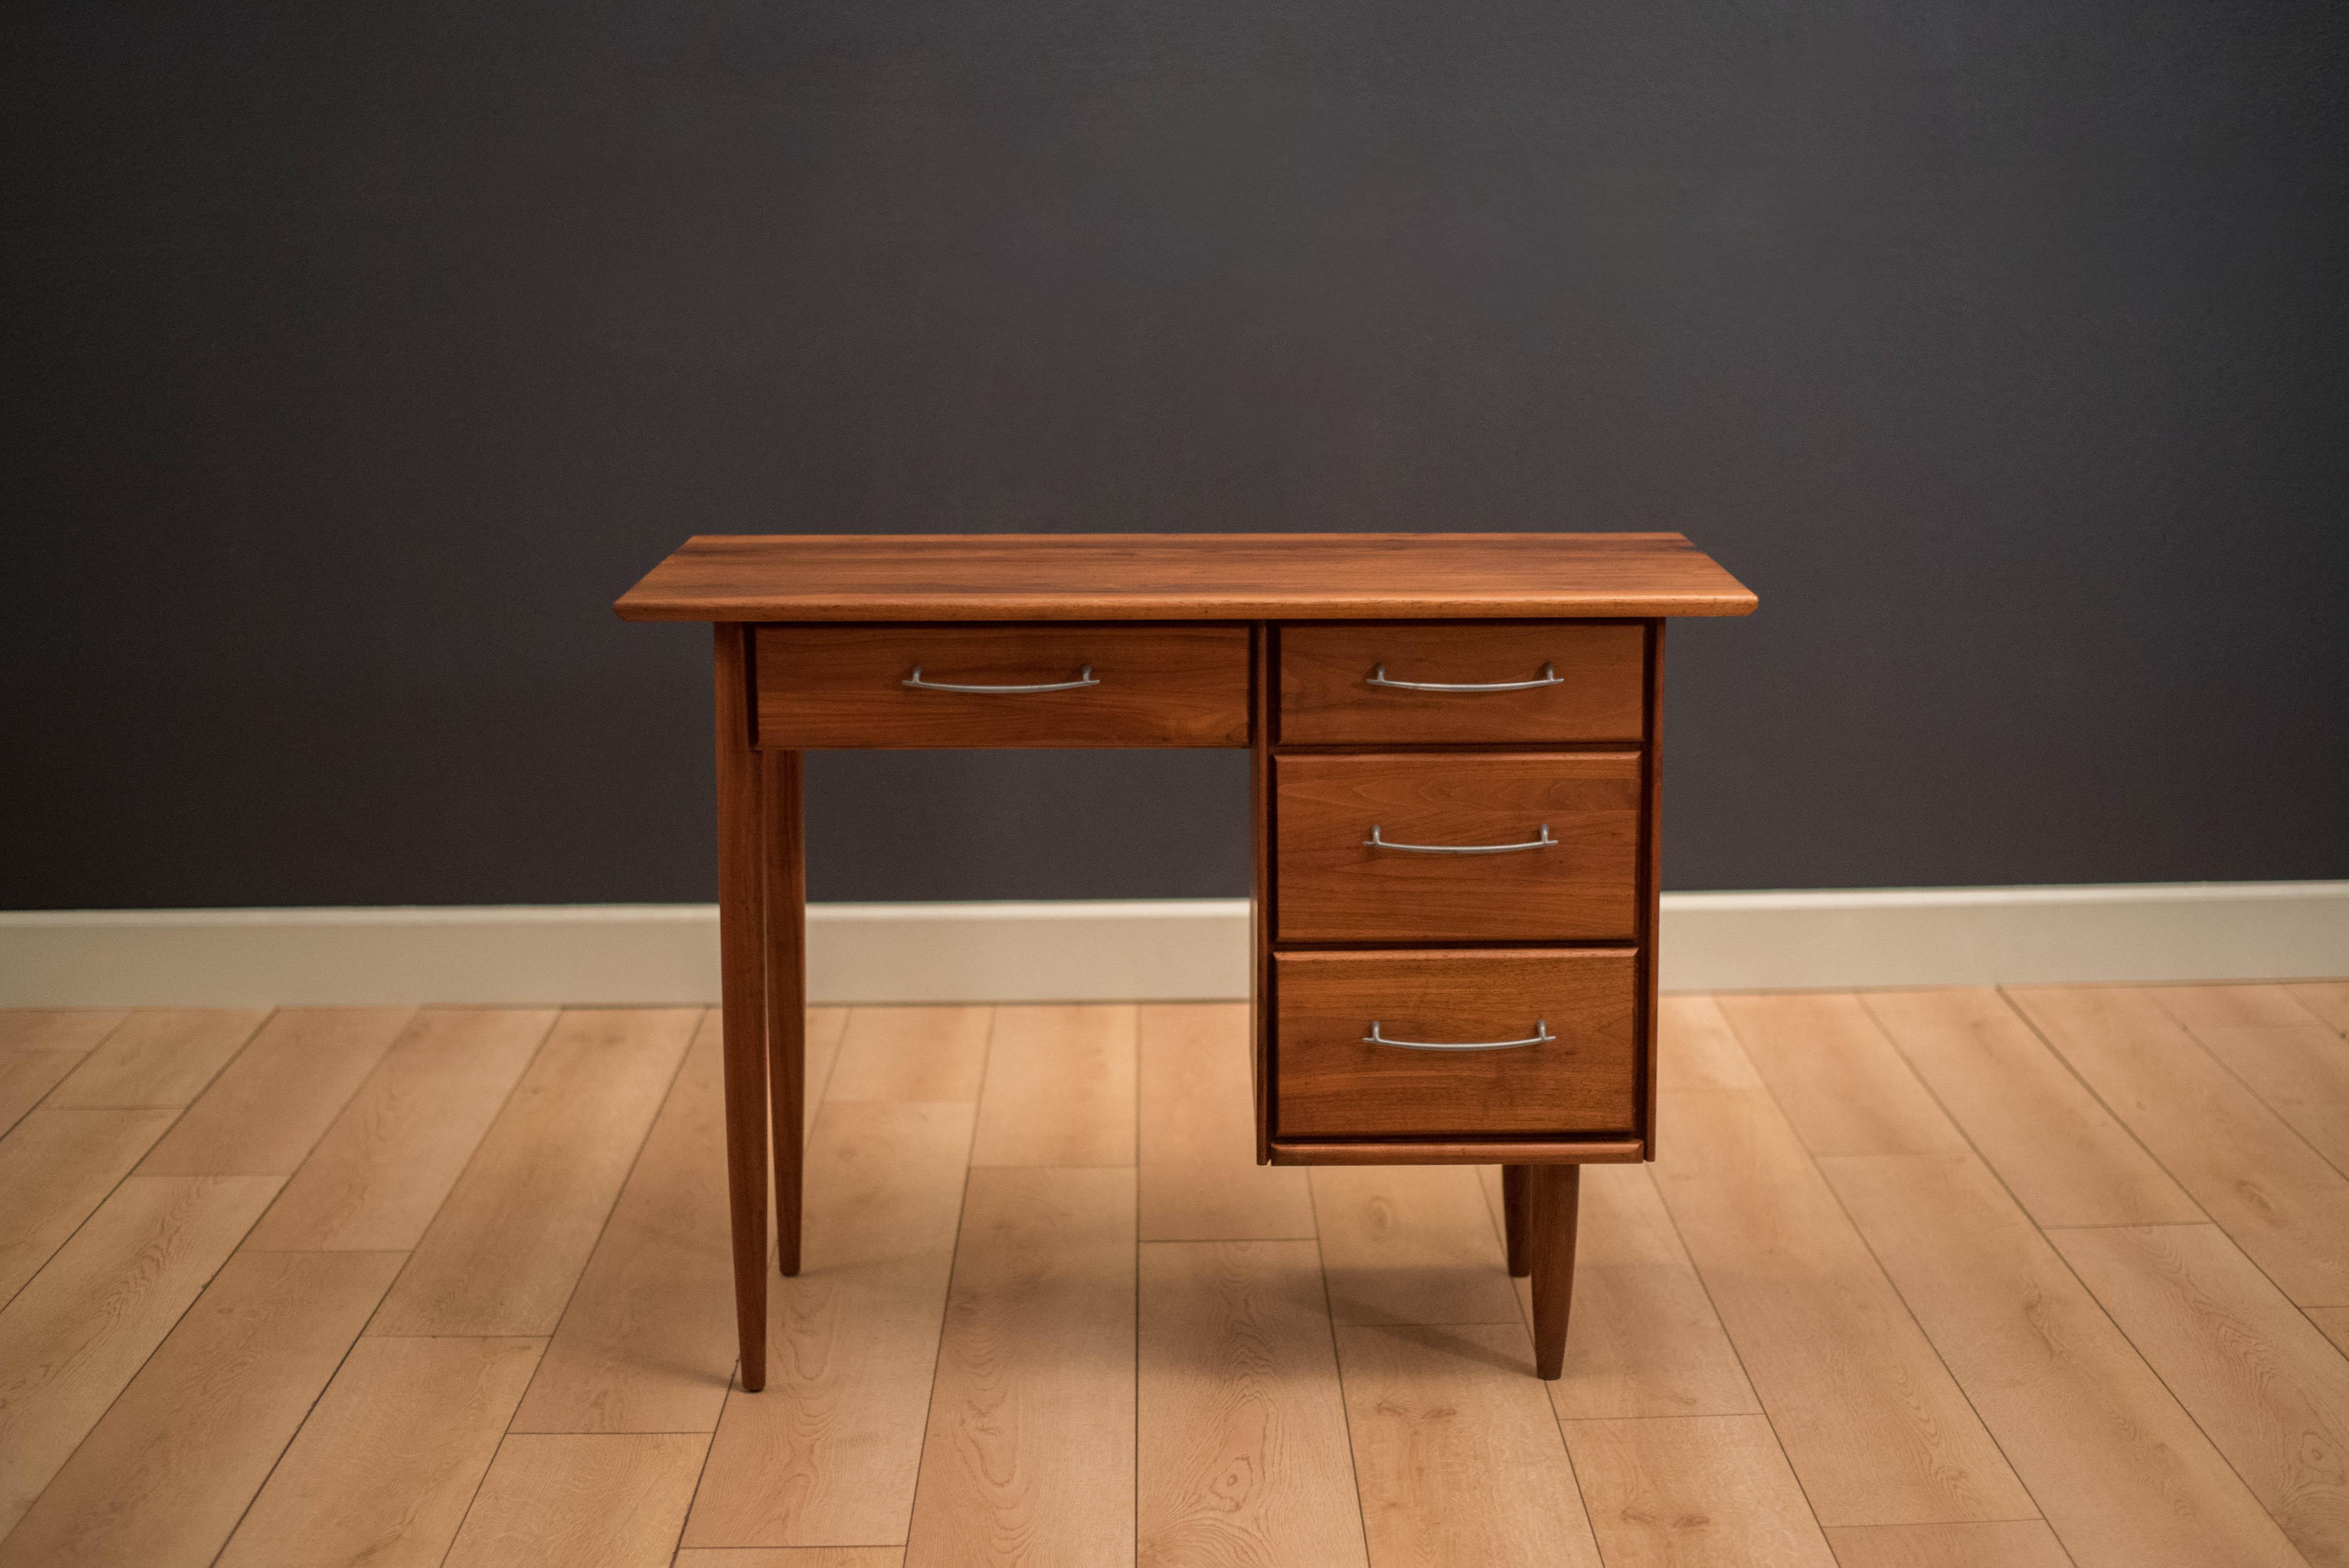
[2048,1221,2349,1567]
[676,1552,905,1566]
[0,1249,402,1568]
[0,1052,87,1138]
[370,1007,700,1335]
[1334,1321,1603,1568]
[804,1007,852,1131]
[1821,1152,2302,1568]
[1475,1162,1506,1241]
[1656,1088,2033,1527]
[0,1171,281,1533]
[1312,1165,1521,1328]
[823,1006,991,1103]
[904,1166,1136,1568]
[1138,1239,1367,1568]
[2291,983,2349,1035]
[0,1012,125,1135]
[1521,1161,1759,1419]
[49,1007,269,1107]
[2149,983,2327,1029]
[1716,993,1971,1158]
[2148,985,2349,1178]
[442,1432,706,1568]
[1658,992,1770,1092]
[1139,1003,1315,1241]
[1727,989,2307,1564]
[243,1007,555,1251]
[2009,985,2349,1304]
[139,1006,412,1175]
[0,1011,128,1053]
[0,1105,178,1305]
[970,1004,1137,1167]
[2315,1308,2349,1358]
[684,1101,976,1550]
[1860,989,2203,1227]
[2179,1020,2349,1178]
[1562,1412,1836,1568]
[1650,1005,2030,1527]
[513,1012,736,1433]
[1821,1520,2074,1567]
[217,1334,544,1568]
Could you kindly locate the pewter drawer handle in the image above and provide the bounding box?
[902,664,1098,694]
[1364,823,1556,855]
[1363,1019,1555,1051]
[1365,661,1561,693]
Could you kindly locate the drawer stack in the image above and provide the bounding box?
[1257,621,1658,1163]
[745,612,1659,1165]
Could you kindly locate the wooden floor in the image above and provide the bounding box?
[2,983,2347,1567]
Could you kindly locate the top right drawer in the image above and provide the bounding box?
[1278,622,1647,745]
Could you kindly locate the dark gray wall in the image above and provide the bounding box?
[7,1,2345,910]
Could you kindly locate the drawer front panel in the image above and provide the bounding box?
[755,624,1251,748]
[1275,752,1641,943]
[1278,622,1645,744]
[1274,949,1638,1139]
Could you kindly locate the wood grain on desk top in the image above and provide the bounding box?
[615,532,1757,622]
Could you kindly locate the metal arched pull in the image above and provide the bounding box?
[1365,661,1561,693]
[1362,1019,1555,1051]
[903,664,1099,694]
[1364,823,1556,856]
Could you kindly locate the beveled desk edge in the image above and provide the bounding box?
[616,531,1761,622]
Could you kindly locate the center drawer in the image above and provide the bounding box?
[1274,948,1639,1139]
[1274,752,1641,942]
[754,623,1251,748]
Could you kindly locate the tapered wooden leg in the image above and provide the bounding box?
[1502,1165,1531,1277]
[1528,1163,1581,1380]
[763,751,806,1277]
[713,626,770,1393]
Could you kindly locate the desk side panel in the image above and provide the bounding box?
[1641,620,1664,1160]
[1251,622,1275,1165]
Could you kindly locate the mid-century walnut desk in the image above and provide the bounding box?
[617,532,1756,1386]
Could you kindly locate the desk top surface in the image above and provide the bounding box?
[616,532,1756,622]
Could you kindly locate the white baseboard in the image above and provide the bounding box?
[0,900,1248,1007]
[1658,881,2348,991]
[0,883,2341,1007]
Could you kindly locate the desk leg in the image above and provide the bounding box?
[763,750,806,1277]
[1502,1164,1532,1277]
[1528,1164,1580,1380]
[714,626,771,1393]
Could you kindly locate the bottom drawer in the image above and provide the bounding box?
[1273,949,1638,1140]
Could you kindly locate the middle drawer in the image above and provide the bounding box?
[1274,752,1642,943]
